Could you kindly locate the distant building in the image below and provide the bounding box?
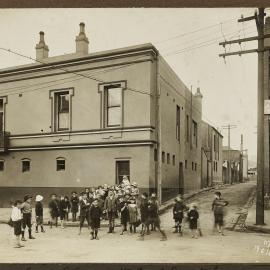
[222,146,241,184]
[0,23,203,206]
[201,121,223,187]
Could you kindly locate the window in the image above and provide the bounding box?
[22,159,30,172]
[50,89,73,132]
[186,115,190,142]
[0,160,4,171]
[56,158,66,171]
[192,162,194,171]
[176,105,180,141]
[185,160,187,169]
[154,149,158,162]
[105,86,122,127]
[192,120,198,147]
[0,98,5,132]
[162,151,165,163]
[167,153,170,164]
[195,163,197,171]
[57,92,69,131]
[173,155,175,166]
[116,160,130,184]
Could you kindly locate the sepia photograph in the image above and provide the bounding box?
[0,3,270,268]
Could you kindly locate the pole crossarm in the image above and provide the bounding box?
[219,34,270,46]
[238,15,257,22]
[219,49,258,58]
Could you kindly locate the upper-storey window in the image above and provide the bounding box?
[105,86,122,127]
[176,105,180,142]
[0,97,7,133]
[192,120,198,147]
[50,89,74,132]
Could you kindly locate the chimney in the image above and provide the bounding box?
[75,22,89,55]
[194,87,203,98]
[35,31,49,60]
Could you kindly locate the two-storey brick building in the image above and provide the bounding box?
[0,23,202,206]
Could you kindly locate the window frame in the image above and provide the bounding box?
[167,153,170,164]
[0,97,7,133]
[21,159,31,173]
[162,151,165,163]
[49,88,74,133]
[56,157,66,171]
[192,120,198,147]
[176,105,180,142]
[172,155,176,166]
[0,160,4,171]
[116,160,130,184]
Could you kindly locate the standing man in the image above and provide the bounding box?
[21,195,35,241]
[78,192,91,235]
[212,191,229,236]
[104,189,118,233]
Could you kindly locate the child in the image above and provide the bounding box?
[172,195,188,235]
[187,203,199,238]
[140,198,167,241]
[89,199,102,240]
[70,192,79,222]
[35,195,45,233]
[140,193,150,235]
[212,191,229,236]
[21,195,35,241]
[104,190,118,233]
[11,200,24,248]
[150,193,158,231]
[64,196,71,221]
[118,196,129,235]
[48,194,60,228]
[59,195,68,228]
[128,198,138,233]
[78,192,91,235]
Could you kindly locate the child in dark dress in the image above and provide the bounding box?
[187,203,199,239]
[89,199,102,240]
[118,196,129,235]
[59,195,69,228]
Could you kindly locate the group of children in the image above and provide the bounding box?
[9,174,229,248]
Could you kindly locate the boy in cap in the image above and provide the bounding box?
[21,195,35,241]
[104,189,118,233]
[89,199,102,240]
[172,195,189,235]
[48,194,60,228]
[35,195,45,233]
[212,191,229,236]
[140,193,150,235]
[11,200,24,248]
[78,192,91,235]
[70,191,79,222]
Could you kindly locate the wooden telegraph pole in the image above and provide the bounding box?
[219,8,266,225]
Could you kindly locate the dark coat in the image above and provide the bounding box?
[89,205,102,228]
[118,201,129,224]
[148,202,158,219]
[104,196,118,212]
[59,200,69,214]
[48,200,59,218]
[173,201,188,220]
[187,209,199,229]
[35,201,43,217]
[140,198,149,223]
[80,199,90,217]
[70,196,79,213]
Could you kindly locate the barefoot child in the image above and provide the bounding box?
[11,200,24,248]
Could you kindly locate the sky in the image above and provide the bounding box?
[0,8,267,164]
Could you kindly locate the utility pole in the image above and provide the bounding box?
[240,134,244,182]
[222,124,237,184]
[219,8,266,225]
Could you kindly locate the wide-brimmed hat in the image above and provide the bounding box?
[35,195,43,202]
[24,195,32,202]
